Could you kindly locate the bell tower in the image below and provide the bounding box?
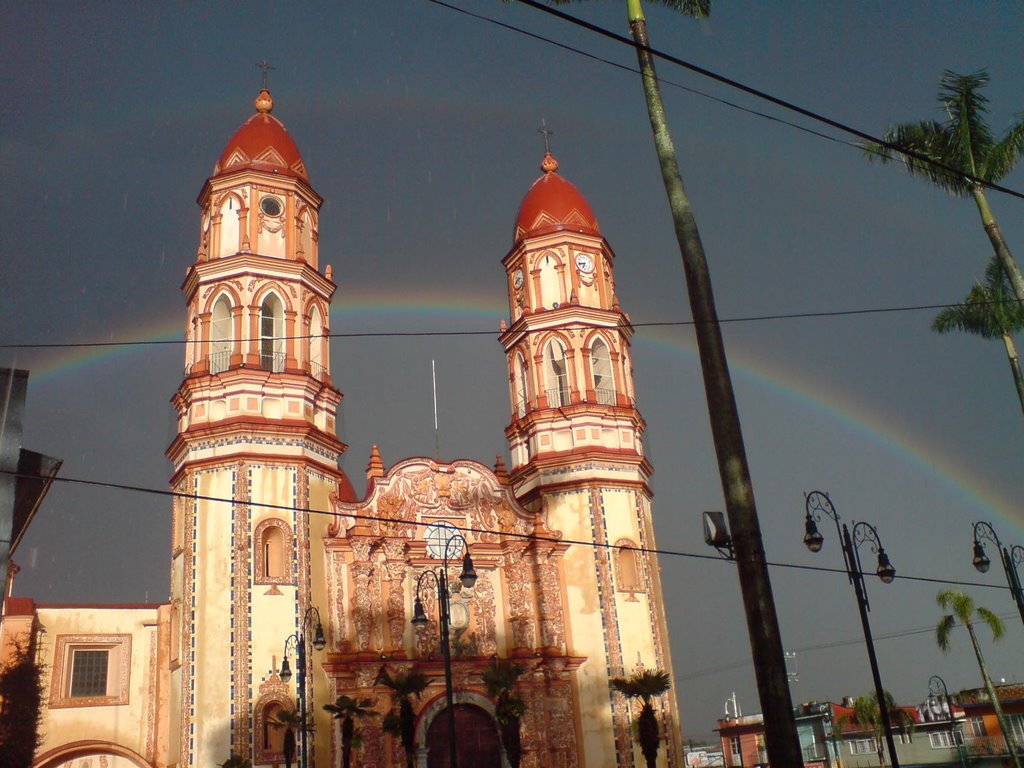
[167,87,355,768]
[500,151,682,766]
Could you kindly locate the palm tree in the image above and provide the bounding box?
[610,668,671,768]
[268,708,307,768]
[933,256,1024,416]
[323,695,378,768]
[836,691,915,767]
[218,754,251,768]
[482,660,528,768]
[936,589,1023,768]
[377,667,431,768]
[864,70,1024,304]
[535,2,802,761]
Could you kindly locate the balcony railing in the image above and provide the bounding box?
[963,733,1023,756]
[210,350,230,374]
[546,387,570,408]
[514,398,527,418]
[595,386,617,405]
[310,360,326,381]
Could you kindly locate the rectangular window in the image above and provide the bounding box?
[849,738,877,755]
[966,717,987,737]
[929,731,955,748]
[730,735,742,764]
[69,649,109,697]
[49,634,131,708]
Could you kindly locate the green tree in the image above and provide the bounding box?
[864,70,1024,304]
[933,256,1024,416]
[0,641,44,768]
[323,695,378,768]
[936,589,1023,768]
[610,669,671,768]
[535,2,803,760]
[377,667,431,768]
[482,660,528,768]
[836,691,915,767]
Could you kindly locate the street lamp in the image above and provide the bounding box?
[971,521,1024,629]
[280,606,327,768]
[803,491,901,768]
[928,675,967,768]
[412,523,477,768]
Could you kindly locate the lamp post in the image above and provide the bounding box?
[280,606,327,768]
[928,675,967,768]
[971,521,1024,629]
[411,523,477,768]
[803,491,901,768]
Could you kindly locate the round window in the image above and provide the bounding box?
[260,196,283,217]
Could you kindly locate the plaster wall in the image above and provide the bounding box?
[35,606,164,765]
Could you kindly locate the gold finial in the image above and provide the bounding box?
[541,151,559,173]
[254,89,274,114]
[255,60,275,113]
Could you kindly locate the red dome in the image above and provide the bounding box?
[214,89,308,180]
[514,152,600,243]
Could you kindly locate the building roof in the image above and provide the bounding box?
[513,152,600,244]
[214,89,308,181]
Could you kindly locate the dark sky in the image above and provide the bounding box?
[2,0,1022,740]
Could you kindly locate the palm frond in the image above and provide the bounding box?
[976,606,1006,640]
[610,669,671,703]
[939,70,995,169]
[937,588,975,624]
[979,116,1024,182]
[936,614,956,653]
[865,121,971,195]
[647,0,711,17]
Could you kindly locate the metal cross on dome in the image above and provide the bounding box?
[256,59,275,90]
[538,118,554,154]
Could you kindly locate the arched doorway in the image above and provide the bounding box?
[426,703,502,768]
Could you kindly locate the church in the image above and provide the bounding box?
[1,87,681,768]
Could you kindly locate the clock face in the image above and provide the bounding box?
[425,521,463,560]
[575,252,595,274]
[260,195,283,217]
[513,268,524,289]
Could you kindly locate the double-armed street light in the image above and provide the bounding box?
[280,606,327,768]
[927,675,967,768]
[803,491,901,768]
[971,521,1024,629]
[412,522,477,768]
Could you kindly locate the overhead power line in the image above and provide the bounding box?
[429,0,1024,202]
[3,298,1021,351]
[1,468,1009,595]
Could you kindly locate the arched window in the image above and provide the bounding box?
[210,296,232,374]
[616,540,643,600]
[591,338,615,405]
[254,519,292,585]
[309,306,325,380]
[260,294,284,372]
[255,700,290,764]
[514,353,529,417]
[218,195,241,258]
[545,340,570,407]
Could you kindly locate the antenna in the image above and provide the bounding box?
[432,359,440,459]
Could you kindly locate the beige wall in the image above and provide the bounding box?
[34,605,169,768]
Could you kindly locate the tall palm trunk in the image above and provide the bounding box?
[626,2,802,763]
[973,186,1024,305]
[1000,332,1024,417]
[965,619,1023,768]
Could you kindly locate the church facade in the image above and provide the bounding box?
[1,89,681,768]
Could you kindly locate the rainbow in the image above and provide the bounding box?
[10,288,1021,532]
